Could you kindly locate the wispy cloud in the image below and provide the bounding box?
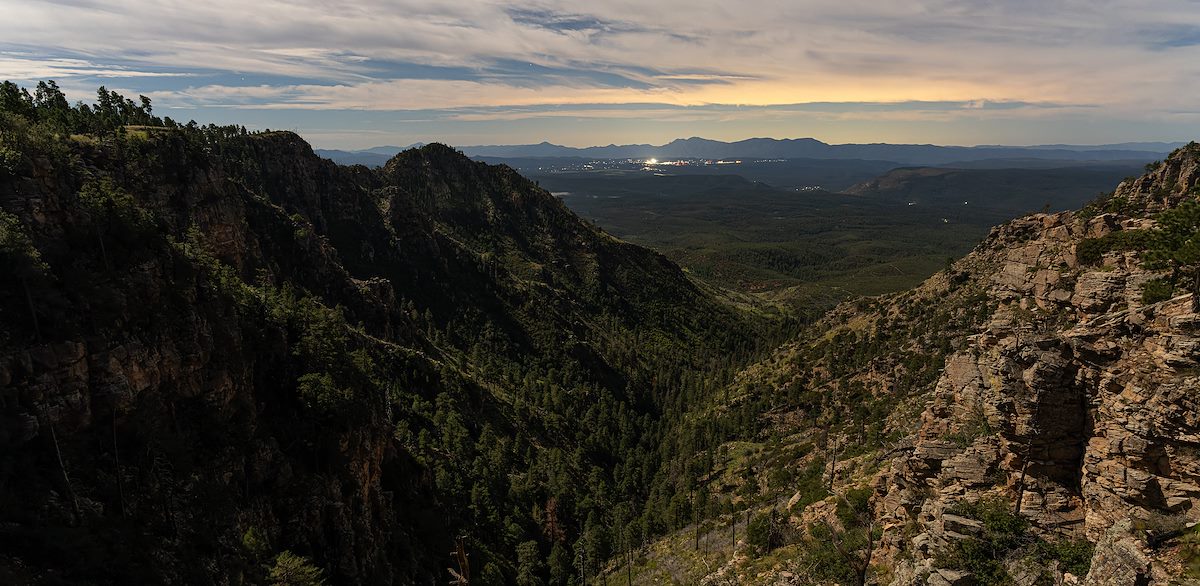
[1,0,1198,146]
[0,54,194,80]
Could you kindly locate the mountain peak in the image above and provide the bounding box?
[1099,140,1200,215]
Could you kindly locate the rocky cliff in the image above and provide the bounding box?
[611,143,1200,586]
[874,142,1200,584]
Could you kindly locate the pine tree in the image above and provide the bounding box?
[1144,200,1200,309]
[0,209,49,339]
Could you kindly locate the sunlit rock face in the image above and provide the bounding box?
[873,144,1200,584]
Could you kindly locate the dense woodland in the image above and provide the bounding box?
[0,81,805,585]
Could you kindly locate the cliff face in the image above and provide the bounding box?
[2,132,413,584]
[875,143,1200,584]
[643,144,1200,586]
[0,125,760,584]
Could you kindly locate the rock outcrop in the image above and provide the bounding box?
[874,143,1200,584]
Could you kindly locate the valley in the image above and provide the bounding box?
[527,164,1142,312]
[6,0,1200,584]
[609,144,1200,585]
[322,147,1145,311]
[0,86,785,584]
[2,81,1200,586]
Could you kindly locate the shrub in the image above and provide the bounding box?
[267,551,326,586]
[787,461,828,515]
[1142,278,1174,304]
[479,562,506,586]
[938,499,1097,583]
[943,402,992,447]
[1075,238,1105,266]
[0,209,48,275]
[1143,200,1200,307]
[1031,538,1094,577]
[937,498,1030,585]
[836,487,873,527]
[296,372,353,413]
[0,143,19,177]
[803,522,860,583]
[1179,525,1200,582]
[747,510,787,554]
[79,177,155,250]
[1076,230,1151,266]
[515,540,545,586]
[241,527,271,561]
[799,489,875,585]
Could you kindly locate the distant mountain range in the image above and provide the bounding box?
[315,137,1187,168]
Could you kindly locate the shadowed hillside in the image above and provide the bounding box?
[0,82,784,585]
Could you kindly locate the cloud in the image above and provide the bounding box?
[435,100,1085,126]
[0,54,193,80]
[1,0,1199,145]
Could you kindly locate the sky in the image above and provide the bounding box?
[2,0,1200,149]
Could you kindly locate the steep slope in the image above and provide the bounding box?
[0,89,774,585]
[876,142,1200,584]
[610,144,1200,585]
[607,226,998,584]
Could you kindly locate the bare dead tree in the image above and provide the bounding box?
[1013,390,1043,515]
[113,406,126,517]
[449,535,470,585]
[47,419,80,523]
[819,488,877,586]
[827,436,840,492]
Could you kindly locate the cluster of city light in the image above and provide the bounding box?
[641,158,743,167]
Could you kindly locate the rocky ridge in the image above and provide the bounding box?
[875,142,1200,584]
[0,120,763,585]
[621,143,1200,585]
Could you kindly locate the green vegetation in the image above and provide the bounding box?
[740,287,992,464]
[944,402,995,447]
[937,499,1032,583]
[787,460,828,514]
[1031,539,1095,578]
[1142,278,1175,304]
[0,80,163,135]
[0,208,49,340]
[1144,200,1200,308]
[1076,195,1200,306]
[242,527,271,562]
[746,510,786,554]
[541,164,1137,311]
[799,487,876,586]
[267,551,327,586]
[1176,524,1200,582]
[542,172,991,311]
[599,264,998,582]
[1077,192,1146,220]
[935,499,1093,584]
[10,77,1173,585]
[0,143,18,176]
[0,80,794,585]
[1076,229,1152,266]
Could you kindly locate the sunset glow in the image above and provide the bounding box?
[2,0,1198,148]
